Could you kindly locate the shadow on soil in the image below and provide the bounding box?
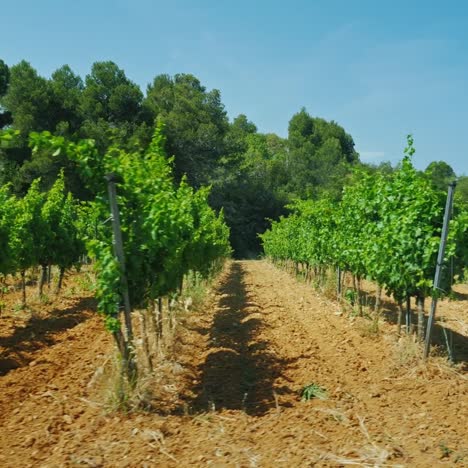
[373,296,468,366]
[0,297,96,376]
[452,290,468,301]
[188,262,297,416]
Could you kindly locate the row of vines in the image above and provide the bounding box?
[1,125,231,386]
[261,137,468,340]
[0,166,83,304]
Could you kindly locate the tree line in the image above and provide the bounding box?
[0,58,467,257]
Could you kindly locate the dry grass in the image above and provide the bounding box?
[355,315,382,338]
[391,334,424,368]
[321,415,405,467]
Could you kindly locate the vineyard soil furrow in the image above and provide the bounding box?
[0,260,466,467]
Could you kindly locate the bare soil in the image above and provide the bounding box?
[0,261,467,467]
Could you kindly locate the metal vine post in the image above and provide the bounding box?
[105,172,137,382]
[423,182,456,360]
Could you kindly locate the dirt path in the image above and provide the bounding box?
[0,260,466,467]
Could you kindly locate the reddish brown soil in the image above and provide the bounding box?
[0,261,467,467]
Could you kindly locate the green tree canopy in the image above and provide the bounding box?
[0,59,11,128]
[81,61,143,124]
[0,59,9,96]
[49,65,84,135]
[286,108,359,199]
[144,73,229,187]
[0,61,52,134]
[457,175,468,205]
[424,160,456,191]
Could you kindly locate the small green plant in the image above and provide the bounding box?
[76,272,96,292]
[13,302,26,313]
[65,286,76,297]
[439,441,453,459]
[301,383,328,401]
[39,293,51,304]
[345,288,356,306]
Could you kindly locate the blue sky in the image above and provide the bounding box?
[2,0,468,174]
